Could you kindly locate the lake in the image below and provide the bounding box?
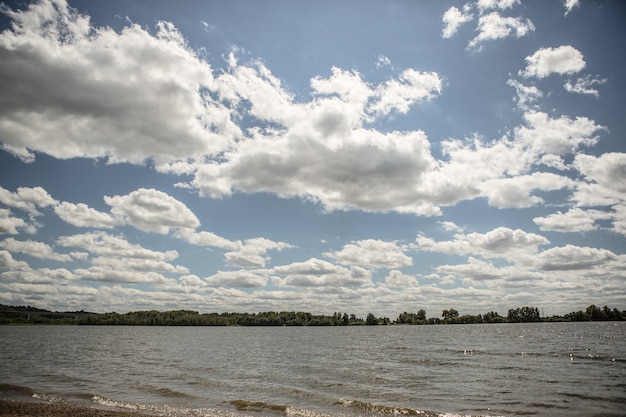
[1,322,625,416]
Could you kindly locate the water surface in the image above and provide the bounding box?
[1,322,625,416]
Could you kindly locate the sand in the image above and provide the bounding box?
[0,400,160,417]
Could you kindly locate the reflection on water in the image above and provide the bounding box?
[1,322,625,417]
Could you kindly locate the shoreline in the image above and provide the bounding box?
[0,400,162,417]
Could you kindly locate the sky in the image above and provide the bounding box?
[0,0,625,318]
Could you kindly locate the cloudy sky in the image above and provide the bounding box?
[1,0,625,318]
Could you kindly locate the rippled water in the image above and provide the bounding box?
[1,322,625,417]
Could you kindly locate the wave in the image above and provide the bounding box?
[0,383,34,396]
[334,398,502,417]
[229,399,289,412]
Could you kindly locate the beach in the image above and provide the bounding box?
[0,400,157,417]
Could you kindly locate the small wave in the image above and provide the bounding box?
[228,399,289,413]
[0,383,34,396]
[335,399,503,417]
[335,398,436,416]
[152,386,196,399]
[32,392,64,403]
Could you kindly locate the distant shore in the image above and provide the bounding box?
[0,400,157,417]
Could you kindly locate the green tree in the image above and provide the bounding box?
[366,313,378,325]
[442,308,459,323]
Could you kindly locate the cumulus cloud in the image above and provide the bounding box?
[0,0,238,165]
[273,258,372,288]
[514,111,603,155]
[0,209,30,234]
[0,249,29,270]
[571,152,626,236]
[204,270,267,288]
[520,46,586,79]
[468,12,534,50]
[55,202,117,228]
[90,256,189,274]
[0,186,57,216]
[0,238,74,262]
[574,153,626,194]
[325,239,412,269]
[479,172,575,209]
[441,6,474,38]
[564,75,606,97]
[507,79,543,110]
[476,0,520,11]
[224,237,293,269]
[436,257,506,281]
[416,227,549,262]
[74,267,176,285]
[105,188,200,234]
[384,270,419,288]
[563,0,580,16]
[369,69,443,116]
[533,208,604,233]
[537,245,617,271]
[57,231,178,261]
[174,228,240,251]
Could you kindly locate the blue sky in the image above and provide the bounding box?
[1,0,625,317]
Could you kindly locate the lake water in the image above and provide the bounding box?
[0,323,625,417]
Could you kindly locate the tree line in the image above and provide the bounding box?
[1,303,624,326]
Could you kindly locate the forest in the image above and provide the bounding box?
[1,303,624,326]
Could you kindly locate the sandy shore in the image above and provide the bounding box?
[0,400,161,417]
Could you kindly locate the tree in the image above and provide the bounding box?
[507,306,540,323]
[442,308,459,323]
[366,313,378,325]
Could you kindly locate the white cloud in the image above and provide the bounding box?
[174,228,240,251]
[369,69,443,116]
[533,208,605,232]
[0,186,57,216]
[1,267,76,285]
[572,153,626,236]
[0,250,29,270]
[104,188,200,234]
[384,270,419,288]
[0,238,74,262]
[416,227,549,263]
[439,221,464,233]
[563,0,580,16]
[90,256,189,275]
[436,257,506,281]
[54,202,117,228]
[441,7,474,39]
[479,172,575,208]
[224,237,293,269]
[520,46,585,79]
[0,0,238,164]
[476,0,520,12]
[193,127,439,215]
[325,239,412,269]
[205,270,267,288]
[273,258,372,288]
[74,267,176,284]
[0,209,29,235]
[507,79,543,110]
[514,111,603,155]
[574,153,626,194]
[536,245,617,271]
[376,55,392,69]
[57,231,178,261]
[468,12,534,50]
[564,75,606,97]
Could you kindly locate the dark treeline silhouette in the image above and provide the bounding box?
[1,303,625,325]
